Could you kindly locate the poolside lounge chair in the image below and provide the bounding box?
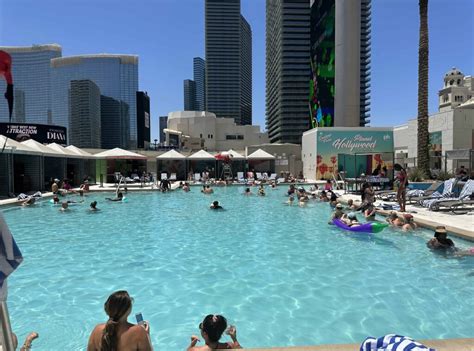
[161,173,168,180]
[269,173,277,181]
[237,172,245,183]
[417,178,456,206]
[407,180,443,204]
[194,173,201,182]
[255,172,262,180]
[424,179,474,211]
[169,173,177,181]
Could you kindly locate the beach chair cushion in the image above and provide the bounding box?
[360,334,434,351]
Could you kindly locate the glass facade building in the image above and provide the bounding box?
[51,55,138,148]
[205,0,252,125]
[183,79,196,111]
[193,57,206,111]
[0,44,62,124]
[266,0,310,144]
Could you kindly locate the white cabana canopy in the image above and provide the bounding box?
[65,145,94,157]
[187,149,215,160]
[0,135,41,156]
[227,149,245,160]
[22,139,64,157]
[47,143,83,158]
[94,148,147,159]
[247,149,276,160]
[157,149,186,159]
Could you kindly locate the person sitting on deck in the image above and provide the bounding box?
[402,214,417,232]
[187,314,241,351]
[324,179,333,191]
[210,201,224,210]
[106,192,124,202]
[87,290,152,351]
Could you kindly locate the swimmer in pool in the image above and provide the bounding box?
[59,202,70,212]
[90,201,99,211]
[328,203,344,224]
[243,188,252,195]
[210,201,223,210]
[402,214,417,232]
[258,185,265,196]
[106,192,124,202]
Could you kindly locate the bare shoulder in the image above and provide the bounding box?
[87,324,105,351]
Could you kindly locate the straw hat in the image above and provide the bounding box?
[336,203,343,209]
[435,226,447,234]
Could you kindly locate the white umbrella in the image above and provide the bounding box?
[94,148,147,159]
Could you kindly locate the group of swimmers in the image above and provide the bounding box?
[87,290,241,351]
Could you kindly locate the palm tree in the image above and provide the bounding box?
[417,0,430,175]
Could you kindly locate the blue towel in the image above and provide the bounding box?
[360,334,435,351]
[0,213,23,299]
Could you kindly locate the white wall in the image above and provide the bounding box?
[302,129,317,180]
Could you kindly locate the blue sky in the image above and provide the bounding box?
[1,0,473,141]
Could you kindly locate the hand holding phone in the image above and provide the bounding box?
[135,312,144,325]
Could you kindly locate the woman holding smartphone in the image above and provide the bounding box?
[187,314,241,350]
[87,290,152,351]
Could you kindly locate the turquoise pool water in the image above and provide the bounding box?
[3,187,474,350]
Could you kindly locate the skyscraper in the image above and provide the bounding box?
[69,80,101,148]
[159,116,168,143]
[183,79,196,111]
[193,57,206,111]
[136,91,151,149]
[333,0,371,126]
[266,0,310,144]
[0,44,62,124]
[51,54,139,148]
[240,16,252,126]
[309,0,371,128]
[205,0,252,125]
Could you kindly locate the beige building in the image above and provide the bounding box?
[394,68,474,172]
[164,111,268,151]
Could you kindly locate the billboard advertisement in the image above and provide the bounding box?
[0,122,67,145]
[309,0,335,128]
[315,129,394,179]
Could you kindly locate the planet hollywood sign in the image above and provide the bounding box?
[0,122,67,145]
[319,132,392,152]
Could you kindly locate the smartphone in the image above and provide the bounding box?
[135,312,144,325]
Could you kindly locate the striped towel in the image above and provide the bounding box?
[360,334,435,351]
[406,189,424,197]
[0,213,23,300]
[421,178,456,208]
[424,179,474,210]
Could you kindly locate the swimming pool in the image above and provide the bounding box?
[3,187,474,350]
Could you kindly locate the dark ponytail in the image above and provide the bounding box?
[101,290,132,351]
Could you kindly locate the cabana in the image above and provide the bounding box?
[22,139,66,190]
[215,149,246,180]
[47,143,86,186]
[187,150,216,180]
[66,145,97,183]
[444,149,473,176]
[0,136,42,197]
[247,149,276,177]
[157,149,186,180]
[94,148,147,183]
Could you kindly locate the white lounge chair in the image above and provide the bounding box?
[194,173,201,182]
[269,173,277,181]
[169,173,177,181]
[237,172,245,182]
[255,172,262,180]
[161,173,168,180]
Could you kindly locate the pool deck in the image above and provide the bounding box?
[243,338,474,351]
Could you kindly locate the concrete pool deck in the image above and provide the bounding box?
[243,338,474,351]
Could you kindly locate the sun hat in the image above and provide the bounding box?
[336,203,343,209]
[435,226,447,234]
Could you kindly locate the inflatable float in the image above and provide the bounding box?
[332,218,388,233]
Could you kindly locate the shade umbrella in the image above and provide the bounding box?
[94,148,147,159]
